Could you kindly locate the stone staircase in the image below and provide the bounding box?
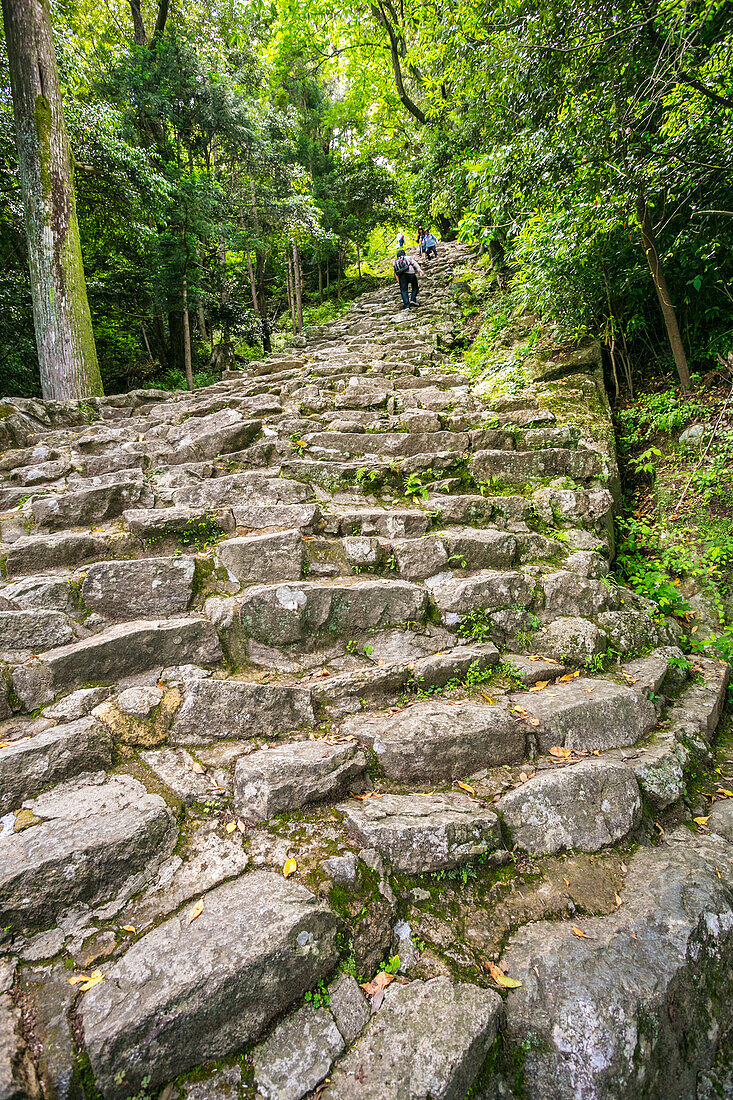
[0,243,732,1100]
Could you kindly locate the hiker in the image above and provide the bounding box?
[417,226,426,254]
[393,248,423,309]
[397,230,405,248]
[423,230,438,259]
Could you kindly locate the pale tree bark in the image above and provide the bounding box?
[293,241,304,331]
[637,194,691,391]
[182,276,193,390]
[3,0,103,400]
[286,253,297,334]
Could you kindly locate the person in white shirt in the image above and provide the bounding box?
[393,249,424,309]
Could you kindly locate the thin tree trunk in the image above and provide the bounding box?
[326,262,330,291]
[257,257,271,353]
[356,230,362,278]
[2,0,103,400]
[286,253,297,335]
[636,194,690,391]
[318,264,323,297]
[293,241,304,331]
[196,245,208,342]
[246,251,259,315]
[140,323,153,363]
[182,276,193,390]
[153,312,170,368]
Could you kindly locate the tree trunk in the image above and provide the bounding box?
[356,231,362,278]
[182,276,193,390]
[246,251,259,315]
[318,264,323,297]
[636,194,690,391]
[286,253,297,335]
[256,257,271,353]
[293,241,304,331]
[2,0,103,400]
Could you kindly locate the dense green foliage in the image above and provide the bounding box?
[0,0,731,395]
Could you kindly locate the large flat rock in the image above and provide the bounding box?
[0,716,111,814]
[238,578,428,645]
[0,774,174,932]
[15,618,223,703]
[509,678,655,752]
[234,739,365,820]
[324,977,501,1100]
[80,557,196,618]
[497,759,641,855]
[343,700,526,783]
[169,679,315,743]
[339,792,501,873]
[81,872,341,1098]
[498,830,733,1099]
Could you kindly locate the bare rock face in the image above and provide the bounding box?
[339,792,502,873]
[0,716,112,813]
[496,830,733,1100]
[81,872,341,1098]
[324,977,502,1100]
[80,557,196,618]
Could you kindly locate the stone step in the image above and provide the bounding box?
[236,578,428,647]
[3,531,125,578]
[12,617,223,710]
[0,773,175,933]
[470,447,604,485]
[168,678,315,744]
[0,609,78,655]
[234,738,366,820]
[496,758,642,855]
[80,872,340,1098]
[339,791,501,873]
[343,699,526,783]
[79,556,197,619]
[30,470,153,531]
[324,977,500,1100]
[0,716,111,813]
[215,530,305,585]
[301,430,470,458]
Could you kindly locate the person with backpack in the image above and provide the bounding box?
[397,230,405,248]
[423,230,438,259]
[393,248,423,309]
[416,226,426,254]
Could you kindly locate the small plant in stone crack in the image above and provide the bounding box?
[304,979,330,1009]
[448,553,468,568]
[458,608,494,643]
[356,466,381,488]
[290,436,309,452]
[403,472,428,500]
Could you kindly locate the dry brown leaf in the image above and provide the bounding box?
[121,925,137,934]
[69,970,105,991]
[187,899,205,925]
[236,819,246,833]
[481,693,493,704]
[283,859,297,878]
[572,925,589,939]
[549,745,573,759]
[360,971,394,996]
[485,961,522,989]
[694,816,710,826]
[557,671,580,682]
[456,781,476,796]
[188,759,205,774]
[614,893,623,907]
[529,681,549,692]
[717,787,733,798]
[519,772,528,783]
[225,821,237,833]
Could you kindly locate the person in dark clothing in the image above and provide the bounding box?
[393,249,423,309]
[423,231,438,259]
[417,226,426,254]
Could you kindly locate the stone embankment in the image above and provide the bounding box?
[0,243,731,1099]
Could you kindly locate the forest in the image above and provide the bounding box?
[0,0,731,402]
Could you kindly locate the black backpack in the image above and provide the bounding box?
[394,256,410,274]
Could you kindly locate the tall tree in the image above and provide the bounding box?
[2,0,103,400]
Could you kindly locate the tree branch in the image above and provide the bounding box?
[677,74,733,109]
[370,1,427,124]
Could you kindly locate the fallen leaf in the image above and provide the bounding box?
[456,781,476,796]
[615,893,623,907]
[481,693,493,704]
[529,681,549,692]
[121,925,137,934]
[485,961,522,988]
[69,971,105,991]
[549,745,573,759]
[572,925,591,939]
[188,759,205,774]
[187,899,205,925]
[283,859,297,878]
[557,671,580,682]
[236,819,245,833]
[694,816,710,826]
[717,788,733,798]
[519,772,528,783]
[360,971,394,996]
[654,822,665,835]
[225,821,237,833]
[0,736,32,749]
